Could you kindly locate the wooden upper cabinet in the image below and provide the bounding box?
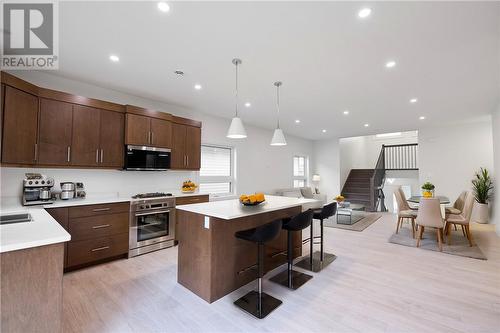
[38,99,73,165]
[71,105,101,166]
[2,86,39,165]
[99,110,124,167]
[125,113,150,146]
[185,125,201,169]
[150,118,172,148]
[171,123,187,169]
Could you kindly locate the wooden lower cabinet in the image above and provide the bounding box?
[175,195,209,206]
[1,243,64,333]
[46,202,130,271]
[67,233,129,268]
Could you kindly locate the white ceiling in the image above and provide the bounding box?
[54,1,500,140]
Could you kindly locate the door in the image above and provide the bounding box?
[171,123,186,169]
[150,118,172,148]
[132,210,174,247]
[71,105,100,166]
[125,113,150,146]
[99,110,124,167]
[185,126,201,169]
[2,87,39,164]
[38,99,73,165]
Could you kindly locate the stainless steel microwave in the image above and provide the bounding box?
[124,145,171,171]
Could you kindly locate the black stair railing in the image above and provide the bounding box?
[370,143,418,211]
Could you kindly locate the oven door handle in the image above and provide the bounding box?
[134,209,171,217]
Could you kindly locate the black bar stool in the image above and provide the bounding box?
[270,209,314,290]
[296,202,337,272]
[233,219,283,319]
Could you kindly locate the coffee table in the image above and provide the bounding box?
[336,202,366,225]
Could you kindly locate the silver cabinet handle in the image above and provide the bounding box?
[96,149,99,163]
[34,143,38,162]
[148,131,152,144]
[151,132,154,144]
[67,146,71,162]
[186,155,189,166]
[92,224,110,229]
[100,149,103,163]
[92,208,111,212]
[91,246,110,252]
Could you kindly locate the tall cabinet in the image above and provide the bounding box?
[171,118,201,170]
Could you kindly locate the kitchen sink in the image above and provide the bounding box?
[0,213,33,225]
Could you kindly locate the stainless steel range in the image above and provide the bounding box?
[129,192,176,257]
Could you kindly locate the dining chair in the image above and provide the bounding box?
[394,187,417,238]
[416,198,444,251]
[445,191,475,246]
[398,187,418,211]
[444,191,467,235]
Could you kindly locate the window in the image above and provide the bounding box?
[199,145,234,195]
[293,155,308,188]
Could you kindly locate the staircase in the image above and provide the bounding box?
[341,143,418,212]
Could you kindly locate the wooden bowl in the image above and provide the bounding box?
[240,200,265,206]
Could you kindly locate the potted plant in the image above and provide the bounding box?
[421,182,435,198]
[471,168,493,224]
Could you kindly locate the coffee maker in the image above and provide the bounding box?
[22,173,55,206]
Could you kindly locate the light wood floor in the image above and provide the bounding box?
[62,213,500,333]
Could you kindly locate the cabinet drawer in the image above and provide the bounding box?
[176,195,209,206]
[69,212,129,241]
[68,202,129,218]
[67,233,128,267]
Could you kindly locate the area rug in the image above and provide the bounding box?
[324,213,382,232]
[388,227,487,260]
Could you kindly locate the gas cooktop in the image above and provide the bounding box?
[131,192,173,199]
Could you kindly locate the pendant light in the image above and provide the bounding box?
[270,81,287,146]
[226,58,247,139]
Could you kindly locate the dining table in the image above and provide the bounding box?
[407,195,451,217]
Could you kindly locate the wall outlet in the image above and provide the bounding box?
[204,216,210,229]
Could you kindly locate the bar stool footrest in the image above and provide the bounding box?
[233,290,282,319]
[269,269,313,290]
[295,251,337,273]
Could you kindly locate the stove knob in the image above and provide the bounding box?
[28,181,33,185]
[41,180,45,184]
[35,181,39,184]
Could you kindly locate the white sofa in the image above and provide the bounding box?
[273,187,327,210]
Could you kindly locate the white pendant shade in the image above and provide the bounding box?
[227,117,247,139]
[270,128,287,146]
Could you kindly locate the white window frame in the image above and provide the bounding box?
[293,155,309,188]
[199,144,236,197]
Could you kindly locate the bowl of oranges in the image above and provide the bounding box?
[181,180,198,193]
[239,193,266,206]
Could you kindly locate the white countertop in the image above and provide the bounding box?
[0,191,210,254]
[0,206,71,253]
[176,195,320,220]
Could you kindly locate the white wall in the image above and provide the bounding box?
[312,138,340,201]
[0,71,314,198]
[419,118,494,208]
[492,105,500,234]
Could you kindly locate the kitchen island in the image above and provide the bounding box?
[176,195,319,303]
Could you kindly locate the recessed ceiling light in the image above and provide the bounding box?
[157,2,170,12]
[194,84,202,90]
[244,102,251,108]
[364,123,370,127]
[109,55,119,62]
[343,110,349,115]
[410,98,418,103]
[174,70,184,76]
[322,129,327,133]
[419,116,426,120]
[295,120,301,124]
[385,60,396,68]
[358,8,372,18]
